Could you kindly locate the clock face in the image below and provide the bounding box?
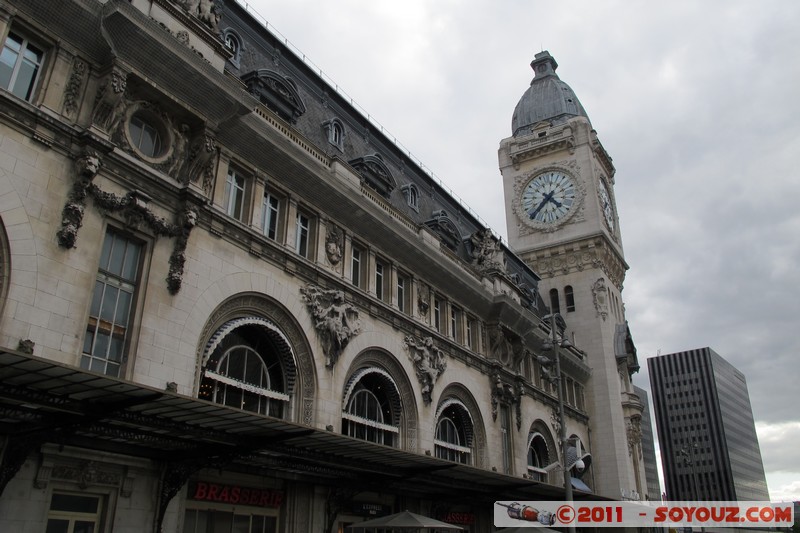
[598,179,614,230]
[520,171,576,224]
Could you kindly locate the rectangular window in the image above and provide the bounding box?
[450,305,462,342]
[183,509,277,533]
[0,31,44,101]
[261,192,280,240]
[566,378,576,406]
[351,244,363,288]
[565,285,576,312]
[224,168,247,221]
[46,492,103,533]
[82,229,142,378]
[295,212,310,258]
[433,296,442,332]
[397,274,406,313]
[375,260,385,301]
[466,316,477,350]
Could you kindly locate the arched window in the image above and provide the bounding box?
[200,319,295,418]
[223,30,243,66]
[549,288,560,314]
[565,285,575,312]
[434,399,473,464]
[342,368,401,446]
[324,119,345,151]
[527,432,551,482]
[401,184,419,211]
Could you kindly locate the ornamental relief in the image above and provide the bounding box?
[404,335,447,405]
[527,243,626,290]
[512,160,587,235]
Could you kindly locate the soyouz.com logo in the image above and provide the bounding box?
[494,501,794,528]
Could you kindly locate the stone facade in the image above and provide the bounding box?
[0,2,598,532]
[499,51,648,500]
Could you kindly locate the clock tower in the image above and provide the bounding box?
[499,51,646,499]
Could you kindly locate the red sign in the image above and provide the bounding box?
[190,481,283,508]
[439,512,475,525]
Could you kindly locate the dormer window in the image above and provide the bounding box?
[242,69,306,124]
[323,119,345,151]
[401,184,419,211]
[425,210,460,251]
[349,154,395,198]
[223,30,243,67]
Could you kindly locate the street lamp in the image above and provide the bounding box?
[538,312,578,533]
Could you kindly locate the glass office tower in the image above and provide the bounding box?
[648,348,769,501]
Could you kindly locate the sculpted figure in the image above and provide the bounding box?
[301,285,361,368]
[325,227,343,265]
[592,277,609,320]
[470,229,505,271]
[404,335,446,404]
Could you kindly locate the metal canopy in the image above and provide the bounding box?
[0,349,576,502]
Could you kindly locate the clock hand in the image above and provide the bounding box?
[528,192,554,219]
[548,196,562,208]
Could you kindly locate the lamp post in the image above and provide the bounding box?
[538,313,579,533]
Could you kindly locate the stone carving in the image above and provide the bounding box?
[300,285,362,369]
[167,123,190,180]
[56,151,197,293]
[63,58,87,119]
[404,335,446,405]
[56,150,102,249]
[324,226,343,265]
[470,228,505,272]
[16,339,34,354]
[185,129,218,194]
[181,0,221,33]
[92,68,127,133]
[166,206,198,294]
[592,277,609,321]
[626,416,643,457]
[490,366,523,430]
[50,461,121,489]
[488,325,525,370]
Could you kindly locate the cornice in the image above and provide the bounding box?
[518,234,628,290]
[506,128,575,171]
[591,135,615,178]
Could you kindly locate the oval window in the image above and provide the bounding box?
[128,112,166,158]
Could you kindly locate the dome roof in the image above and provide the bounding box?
[511,51,590,136]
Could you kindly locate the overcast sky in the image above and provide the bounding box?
[240,0,800,501]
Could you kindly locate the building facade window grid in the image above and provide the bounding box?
[351,245,363,288]
[46,492,103,533]
[224,168,247,221]
[0,31,44,101]
[564,285,575,312]
[396,272,411,314]
[82,230,142,378]
[375,261,385,301]
[295,212,310,258]
[262,192,280,240]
